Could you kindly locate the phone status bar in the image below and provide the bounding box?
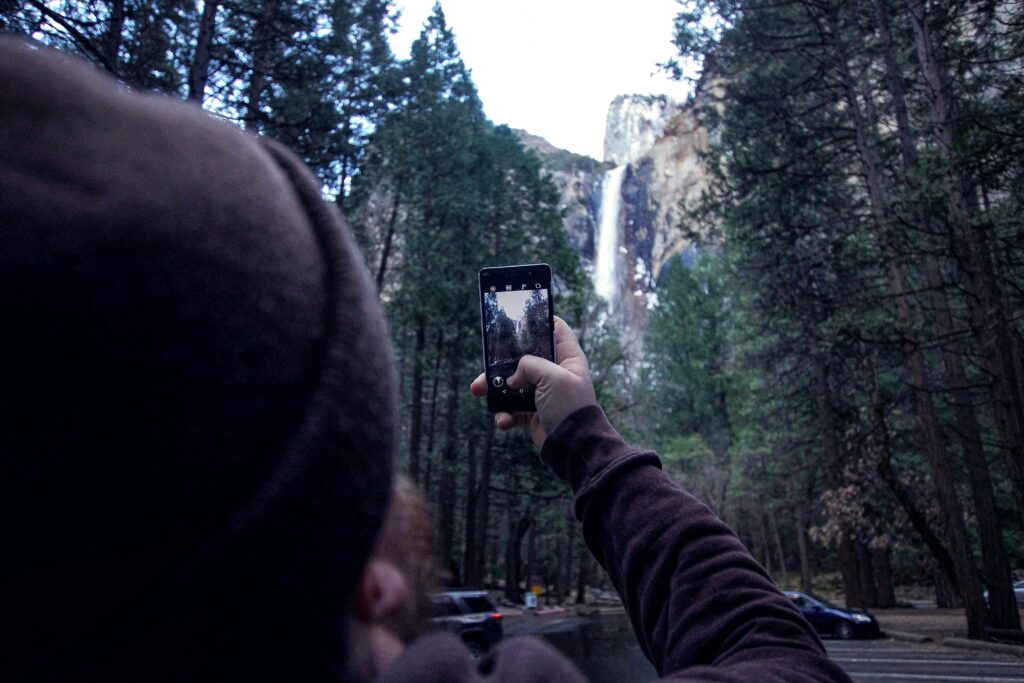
[485,281,545,293]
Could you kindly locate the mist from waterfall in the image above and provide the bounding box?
[595,165,626,302]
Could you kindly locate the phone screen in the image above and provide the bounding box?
[479,264,554,413]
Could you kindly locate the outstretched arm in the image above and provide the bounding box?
[471,319,849,682]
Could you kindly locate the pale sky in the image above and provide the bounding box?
[389,1,691,161]
[490,288,547,321]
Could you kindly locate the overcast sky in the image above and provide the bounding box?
[389,1,691,161]
[490,288,546,322]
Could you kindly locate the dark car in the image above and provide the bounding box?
[785,591,881,639]
[431,590,504,658]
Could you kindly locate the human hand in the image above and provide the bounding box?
[470,317,596,449]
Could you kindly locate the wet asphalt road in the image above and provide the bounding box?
[825,639,1024,683]
[505,613,656,681]
[505,612,1024,683]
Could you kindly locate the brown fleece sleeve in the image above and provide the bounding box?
[541,405,852,683]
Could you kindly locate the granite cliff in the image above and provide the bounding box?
[513,129,607,264]
[518,93,711,337]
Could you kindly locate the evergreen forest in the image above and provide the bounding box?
[5,0,1024,642]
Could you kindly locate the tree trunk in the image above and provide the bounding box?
[927,252,1019,631]
[425,331,443,455]
[906,0,1024,522]
[437,336,462,569]
[960,253,1024,527]
[488,524,500,586]
[874,0,1021,632]
[504,511,515,602]
[556,508,573,605]
[839,535,865,610]
[868,366,962,610]
[877,449,961,598]
[1011,330,1024,429]
[462,437,478,587]
[244,3,275,131]
[504,513,530,604]
[872,544,897,608]
[935,560,963,608]
[245,61,267,131]
[526,521,537,593]
[375,186,403,293]
[465,421,494,586]
[795,505,813,593]
[856,542,879,608]
[872,361,961,598]
[407,315,426,483]
[806,318,862,607]
[824,3,987,637]
[757,509,773,577]
[422,459,432,498]
[103,0,124,75]
[335,122,353,211]
[187,0,219,103]
[768,506,788,586]
[575,547,589,605]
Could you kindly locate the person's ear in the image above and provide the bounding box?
[353,559,409,625]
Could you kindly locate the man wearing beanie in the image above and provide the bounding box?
[0,37,850,682]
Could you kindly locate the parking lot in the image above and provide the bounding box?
[827,639,1024,682]
[506,610,1024,683]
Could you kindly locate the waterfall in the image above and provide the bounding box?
[595,165,626,302]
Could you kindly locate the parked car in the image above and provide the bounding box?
[784,591,881,639]
[983,580,1024,606]
[430,590,504,658]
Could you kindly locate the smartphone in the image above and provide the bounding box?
[479,264,555,413]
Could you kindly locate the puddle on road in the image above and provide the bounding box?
[538,612,658,683]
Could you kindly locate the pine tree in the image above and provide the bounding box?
[349,2,586,583]
[665,0,1024,637]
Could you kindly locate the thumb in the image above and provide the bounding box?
[506,355,559,390]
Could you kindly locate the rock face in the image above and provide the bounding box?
[514,129,607,265]
[604,94,685,166]
[617,98,709,331]
[518,93,710,340]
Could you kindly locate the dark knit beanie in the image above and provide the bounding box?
[0,37,397,681]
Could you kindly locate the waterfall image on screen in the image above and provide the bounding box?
[484,288,551,379]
